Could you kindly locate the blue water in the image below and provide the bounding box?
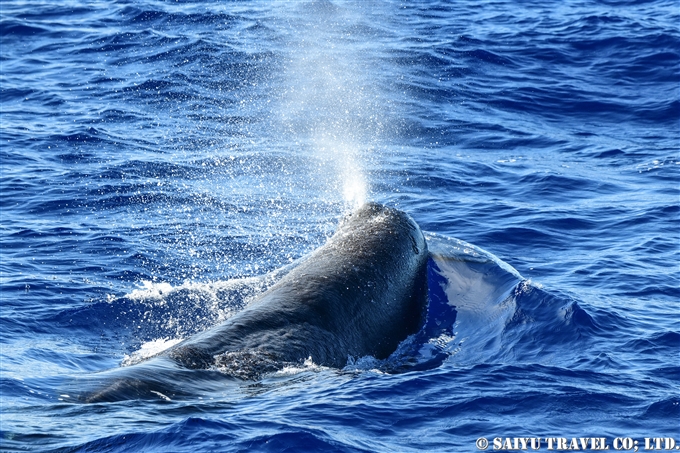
[1,0,679,451]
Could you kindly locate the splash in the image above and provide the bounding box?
[341,165,367,208]
[121,337,183,366]
[127,280,175,301]
[313,138,368,209]
[276,2,383,209]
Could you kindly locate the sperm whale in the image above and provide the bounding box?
[83,202,428,401]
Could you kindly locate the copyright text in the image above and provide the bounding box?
[475,437,679,451]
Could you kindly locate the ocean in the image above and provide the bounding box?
[1,0,678,451]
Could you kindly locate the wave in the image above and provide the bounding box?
[45,230,602,385]
[49,274,286,356]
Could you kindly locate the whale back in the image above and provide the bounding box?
[169,202,429,369]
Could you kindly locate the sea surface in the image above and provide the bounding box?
[1,0,679,451]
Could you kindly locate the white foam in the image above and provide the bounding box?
[127,280,175,301]
[150,390,172,401]
[123,269,290,306]
[275,356,326,376]
[121,337,183,366]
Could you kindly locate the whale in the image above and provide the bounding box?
[80,202,428,401]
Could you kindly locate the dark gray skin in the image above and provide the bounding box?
[79,203,427,401]
[167,202,428,370]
